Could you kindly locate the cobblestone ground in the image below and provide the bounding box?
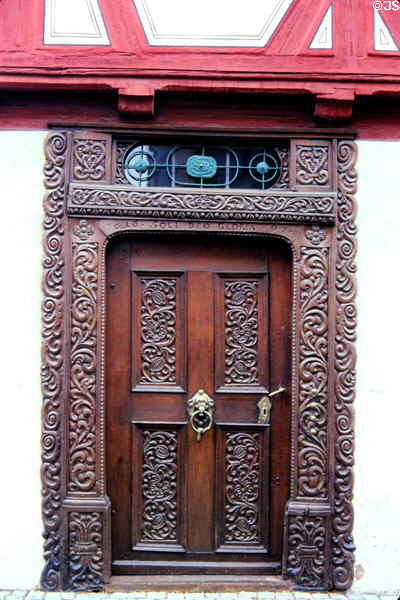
[0,591,398,600]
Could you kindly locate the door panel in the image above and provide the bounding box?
[106,234,292,575]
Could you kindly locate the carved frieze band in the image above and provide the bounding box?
[73,139,107,181]
[41,131,68,591]
[68,186,335,224]
[141,430,178,543]
[298,247,329,498]
[286,509,327,589]
[68,512,103,590]
[69,243,98,493]
[331,141,357,590]
[224,431,261,544]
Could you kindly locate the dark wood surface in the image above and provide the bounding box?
[106,233,292,576]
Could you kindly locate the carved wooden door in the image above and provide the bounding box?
[106,233,291,576]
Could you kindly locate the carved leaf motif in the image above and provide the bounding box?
[225,281,259,385]
[296,146,329,186]
[141,430,178,542]
[225,432,260,543]
[140,278,177,384]
[298,247,329,498]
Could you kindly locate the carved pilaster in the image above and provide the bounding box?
[298,246,329,498]
[331,141,357,589]
[41,131,68,590]
[69,243,99,493]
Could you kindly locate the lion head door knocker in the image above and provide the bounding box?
[187,389,215,441]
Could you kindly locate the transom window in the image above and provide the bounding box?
[122,143,288,189]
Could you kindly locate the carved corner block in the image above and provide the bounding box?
[290,139,332,190]
[71,132,112,184]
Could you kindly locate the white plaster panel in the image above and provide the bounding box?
[44,0,110,45]
[133,0,295,47]
[0,131,46,589]
[352,141,400,594]
[309,4,332,50]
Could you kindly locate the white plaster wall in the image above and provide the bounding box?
[352,141,400,594]
[0,134,399,593]
[0,131,46,589]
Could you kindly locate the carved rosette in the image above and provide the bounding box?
[224,281,259,386]
[73,139,106,181]
[298,247,329,498]
[141,430,178,542]
[69,243,98,492]
[286,510,327,589]
[296,145,329,186]
[225,432,261,543]
[331,141,357,589]
[41,131,68,591]
[68,512,103,590]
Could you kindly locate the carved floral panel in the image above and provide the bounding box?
[132,428,181,547]
[218,428,267,550]
[132,273,185,391]
[216,275,268,392]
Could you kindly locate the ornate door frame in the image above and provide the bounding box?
[41,129,357,591]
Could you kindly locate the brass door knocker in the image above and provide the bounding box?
[187,389,215,441]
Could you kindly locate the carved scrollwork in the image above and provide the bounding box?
[69,186,335,223]
[286,510,326,588]
[140,278,177,384]
[331,141,357,590]
[225,432,261,543]
[41,131,68,591]
[296,145,329,186]
[141,430,178,542]
[298,247,329,498]
[69,243,98,492]
[224,281,259,385]
[73,139,106,181]
[68,512,103,590]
